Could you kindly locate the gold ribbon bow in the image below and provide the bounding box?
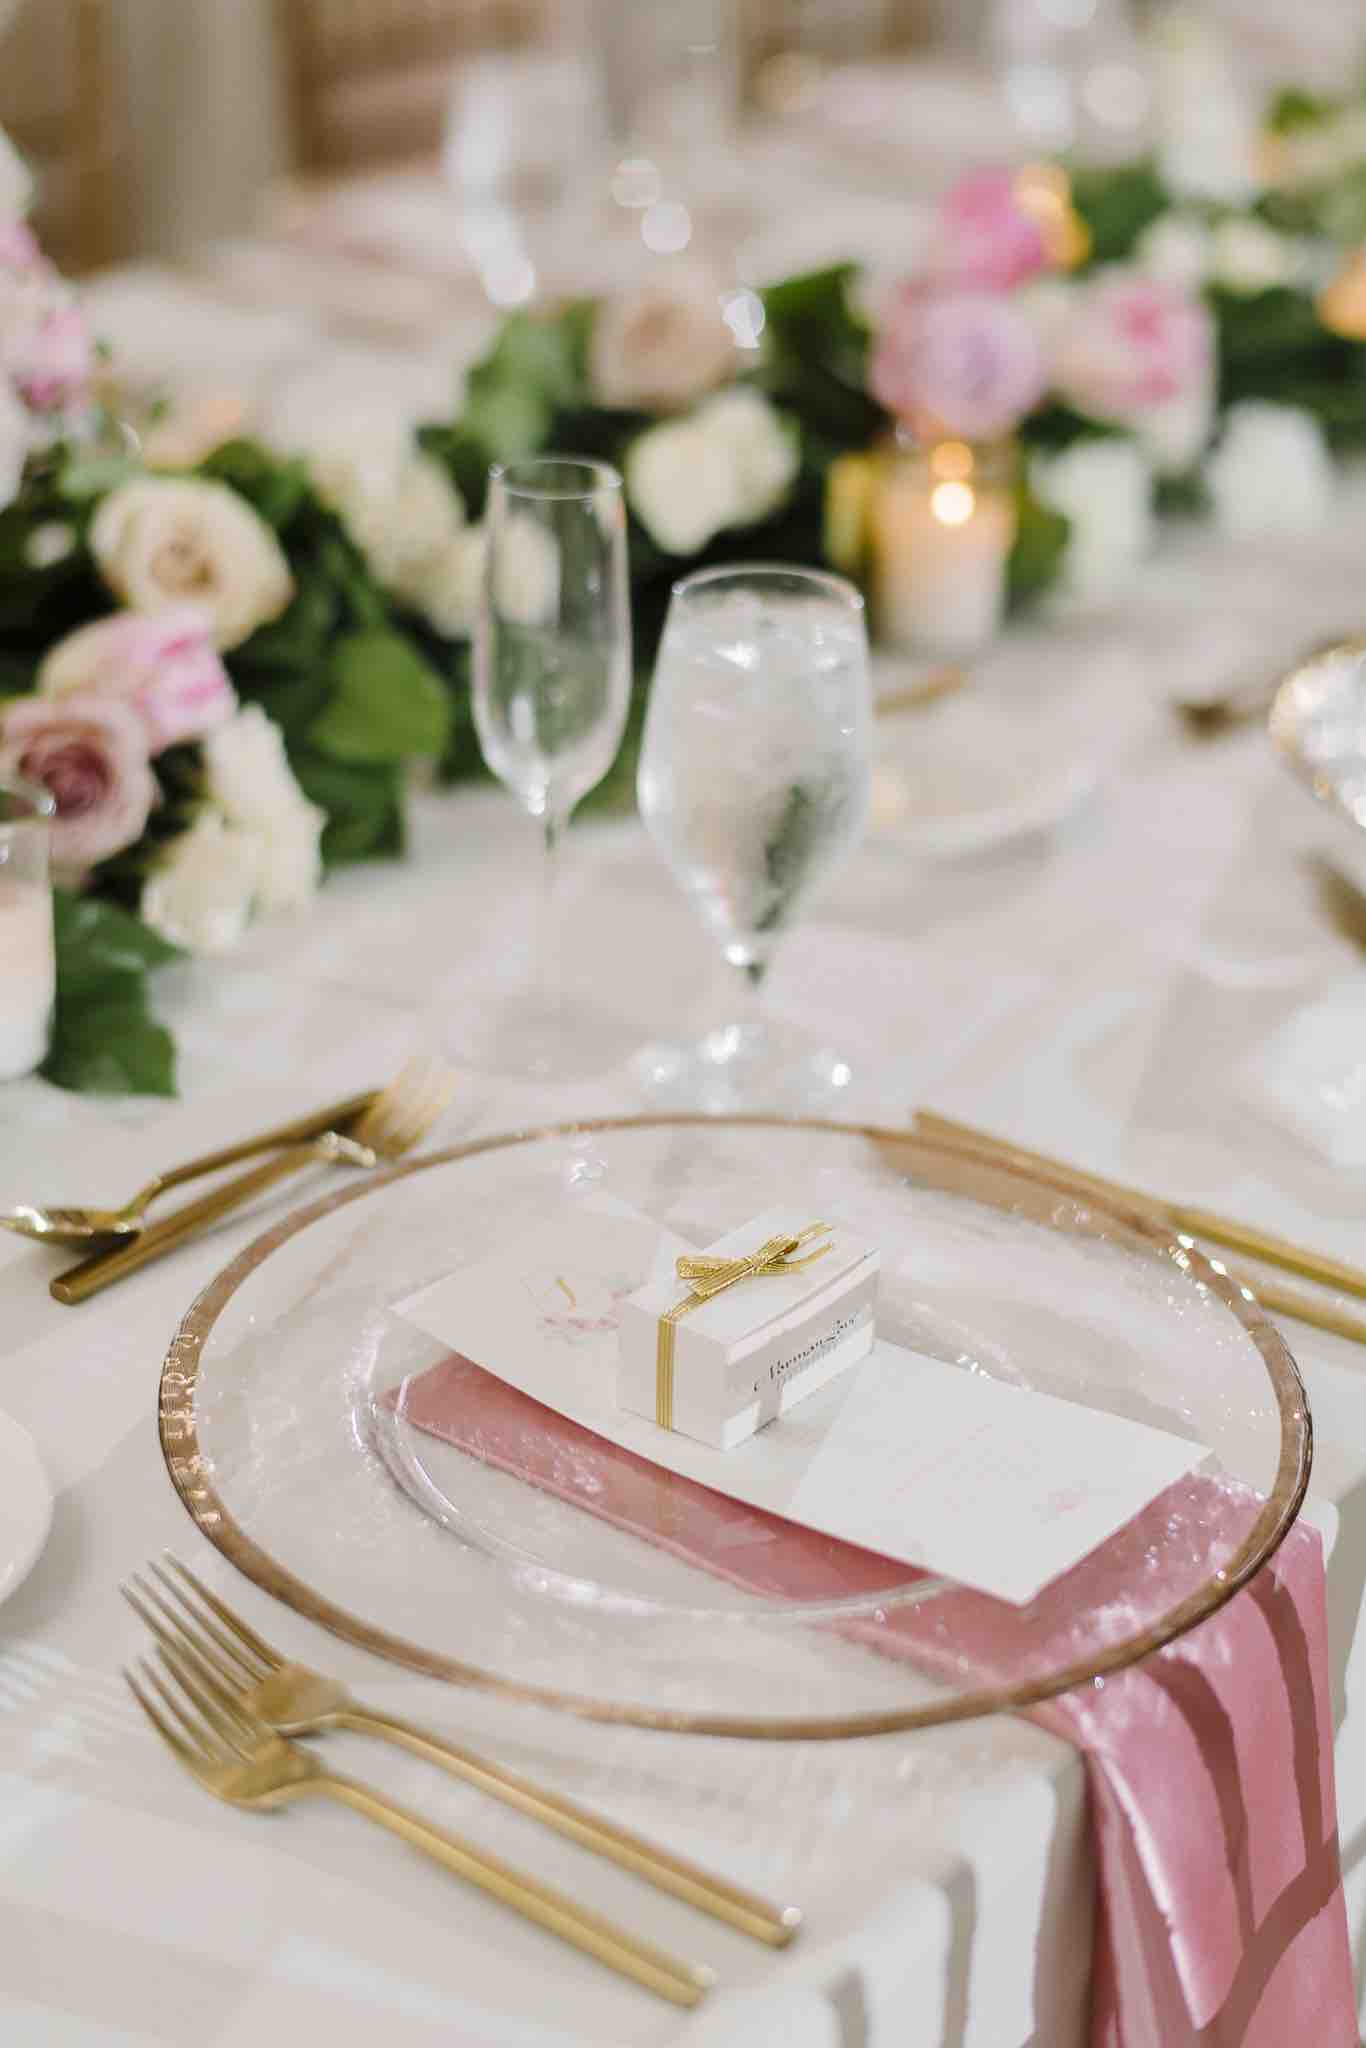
[655,1223,833,1431]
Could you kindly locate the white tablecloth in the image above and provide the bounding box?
[6,489,1366,2047]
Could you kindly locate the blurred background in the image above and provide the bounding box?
[7,4,1360,266]
[4,3,1366,452]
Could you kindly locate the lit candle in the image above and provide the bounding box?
[871,440,1017,660]
[0,875,55,1080]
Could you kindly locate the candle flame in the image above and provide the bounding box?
[931,480,976,527]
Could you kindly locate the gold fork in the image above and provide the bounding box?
[124,1557,800,1948]
[124,1646,712,2007]
[0,1091,379,1253]
[52,1058,456,1304]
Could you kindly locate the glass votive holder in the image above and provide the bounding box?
[869,434,1018,661]
[0,779,56,1082]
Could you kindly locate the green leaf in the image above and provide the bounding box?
[41,891,179,1097]
[418,423,496,518]
[310,629,452,764]
[1267,86,1338,135]
[42,983,178,1097]
[480,305,589,411]
[49,889,179,989]
[232,572,338,676]
[57,452,141,501]
[762,264,860,329]
[1007,474,1070,613]
[289,750,406,866]
[0,649,36,698]
[198,439,311,531]
[1069,161,1170,265]
[462,376,554,464]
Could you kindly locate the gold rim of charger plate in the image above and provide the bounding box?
[158,1115,1312,1741]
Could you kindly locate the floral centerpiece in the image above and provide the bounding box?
[9,63,1366,1093]
[421,77,1366,661]
[0,138,485,1094]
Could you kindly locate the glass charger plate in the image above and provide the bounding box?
[160,1116,1310,1739]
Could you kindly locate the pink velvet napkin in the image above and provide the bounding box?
[391,1355,1357,2046]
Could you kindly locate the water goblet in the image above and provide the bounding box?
[469,455,632,1078]
[635,563,872,1111]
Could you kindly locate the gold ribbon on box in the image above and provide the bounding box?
[655,1224,833,1431]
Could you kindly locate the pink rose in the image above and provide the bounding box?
[38,607,237,754]
[10,299,93,412]
[1055,268,1213,423]
[870,284,1048,441]
[933,169,1048,293]
[0,694,156,877]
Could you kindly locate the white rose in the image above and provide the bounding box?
[1135,214,1211,291]
[302,419,469,620]
[90,478,294,650]
[253,805,324,913]
[342,452,464,593]
[627,390,799,556]
[491,511,561,627]
[589,271,736,412]
[411,524,486,637]
[699,388,799,528]
[1031,438,1153,604]
[1209,218,1304,297]
[627,414,739,556]
[0,377,27,513]
[202,704,324,912]
[1137,384,1214,476]
[0,126,32,223]
[139,809,262,955]
[301,416,406,532]
[1205,402,1335,538]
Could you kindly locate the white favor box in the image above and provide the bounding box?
[617,1209,879,1450]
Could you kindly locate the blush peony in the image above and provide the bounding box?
[589,273,737,413]
[870,285,1048,442]
[1055,268,1213,424]
[933,169,1048,293]
[38,608,237,754]
[0,694,156,878]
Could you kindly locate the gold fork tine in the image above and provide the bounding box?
[140,1654,232,1761]
[144,1555,800,1950]
[162,1556,280,1674]
[354,1057,428,1153]
[122,1577,241,1694]
[125,1661,203,1766]
[155,1643,259,1758]
[130,1574,255,1699]
[149,1562,268,1684]
[129,1635,713,2008]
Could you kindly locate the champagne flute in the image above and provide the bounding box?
[470,456,631,1077]
[635,563,872,1110]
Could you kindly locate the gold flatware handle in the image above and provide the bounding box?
[139,1090,377,1202]
[339,1705,800,1947]
[52,1143,347,1305]
[875,665,967,717]
[316,1772,711,2007]
[914,1110,1366,1336]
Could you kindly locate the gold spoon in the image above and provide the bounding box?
[0,1090,376,1253]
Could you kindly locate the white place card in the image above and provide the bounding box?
[395,1204,1210,1605]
